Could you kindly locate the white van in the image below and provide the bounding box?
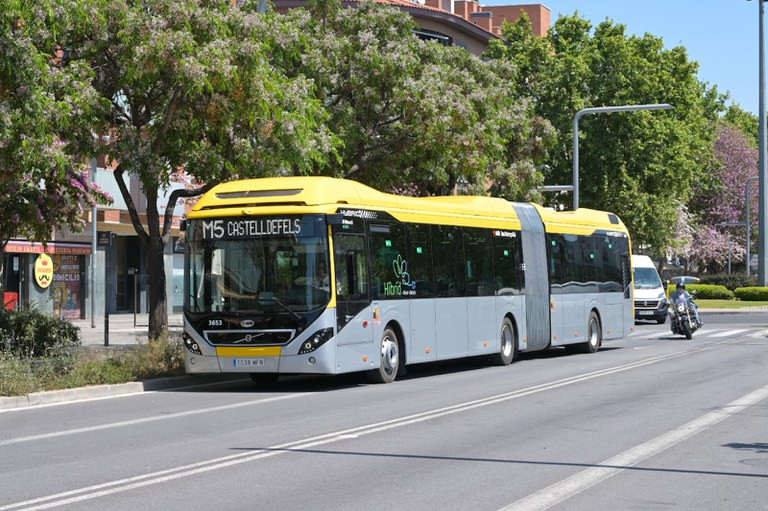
[632,255,668,323]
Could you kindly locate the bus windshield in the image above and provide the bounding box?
[185,215,330,315]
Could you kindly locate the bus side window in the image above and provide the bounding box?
[464,228,494,297]
[405,225,434,298]
[431,225,465,297]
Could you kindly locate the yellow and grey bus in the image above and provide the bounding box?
[182,177,633,383]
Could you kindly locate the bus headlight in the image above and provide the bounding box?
[298,328,334,355]
[182,332,203,355]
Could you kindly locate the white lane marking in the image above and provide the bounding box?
[0,339,741,511]
[709,329,749,338]
[500,383,768,511]
[747,329,768,338]
[0,393,311,447]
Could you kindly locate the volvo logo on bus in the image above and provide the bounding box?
[240,320,255,328]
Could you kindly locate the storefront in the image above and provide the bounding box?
[3,241,90,318]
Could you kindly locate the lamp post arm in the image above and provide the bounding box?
[572,104,674,211]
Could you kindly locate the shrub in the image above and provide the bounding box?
[687,284,734,299]
[699,274,758,290]
[0,308,81,357]
[119,333,184,380]
[733,287,768,301]
[57,357,134,389]
[0,354,40,396]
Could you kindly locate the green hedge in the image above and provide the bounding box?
[685,284,734,299]
[699,274,758,290]
[733,287,768,301]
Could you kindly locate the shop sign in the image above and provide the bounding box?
[5,241,91,255]
[34,254,54,289]
[97,231,112,247]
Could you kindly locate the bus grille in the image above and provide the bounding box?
[204,330,295,346]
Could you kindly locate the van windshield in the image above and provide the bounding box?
[633,267,662,289]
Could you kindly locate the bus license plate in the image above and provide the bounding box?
[233,359,265,367]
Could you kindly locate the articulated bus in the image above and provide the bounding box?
[182,177,633,383]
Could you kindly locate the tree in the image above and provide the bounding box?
[278,0,553,197]
[722,104,758,148]
[487,12,724,254]
[686,122,757,272]
[66,0,337,338]
[0,0,111,305]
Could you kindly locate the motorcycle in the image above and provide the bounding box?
[669,291,700,340]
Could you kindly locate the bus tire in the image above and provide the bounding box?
[250,373,279,385]
[580,311,602,354]
[491,318,517,366]
[367,327,400,384]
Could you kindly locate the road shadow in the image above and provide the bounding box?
[167,345,623,394]
[723,442,768,454]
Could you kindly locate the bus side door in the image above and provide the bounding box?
[332,224,374,371]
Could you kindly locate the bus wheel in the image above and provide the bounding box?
[367,327,400,384]
[250,373,279,386]
[491,318,517,366]
[580,312,602,354]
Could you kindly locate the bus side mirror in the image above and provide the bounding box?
[326,214,344,226]
[662,280,668,291]
[180,219,187,232]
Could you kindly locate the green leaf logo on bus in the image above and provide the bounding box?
[385,255,416,297]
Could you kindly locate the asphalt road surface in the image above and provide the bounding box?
[2,311,767,511]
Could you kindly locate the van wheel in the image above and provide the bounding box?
[491,318,517,366]
[367,327,400,383]
[656,316,667,325]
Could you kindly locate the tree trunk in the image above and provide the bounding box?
[146,234,167,340]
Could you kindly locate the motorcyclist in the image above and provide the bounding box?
[670,282,701,326]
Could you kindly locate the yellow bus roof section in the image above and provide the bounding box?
[190,177,524,229]
[189,177,627,235]
[532,203,629,236]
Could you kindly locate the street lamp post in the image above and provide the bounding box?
[90,135,110,329]
[573,104,674,210]
[746,176,759,276]
[759,0,768,285]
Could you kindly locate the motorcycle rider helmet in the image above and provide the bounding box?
[676,282,686,290]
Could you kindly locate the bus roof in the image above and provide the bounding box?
[189,176,628,234]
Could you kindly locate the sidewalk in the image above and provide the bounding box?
[71,313,183,347]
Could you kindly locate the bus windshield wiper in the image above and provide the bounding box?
[258,296,303,322]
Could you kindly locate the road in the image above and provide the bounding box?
[1,311,767,510]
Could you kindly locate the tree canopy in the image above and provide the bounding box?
[278,0,553,197]
[0,0,111,298]
[487,12,725,254]
[65,0,337,337]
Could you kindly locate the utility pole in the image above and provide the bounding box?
[759,0,768,285]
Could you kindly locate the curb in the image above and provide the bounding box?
[0,374,246,412]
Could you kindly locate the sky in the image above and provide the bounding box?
[483,1,760,115]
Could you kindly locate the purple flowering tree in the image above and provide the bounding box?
[686,123,757,272]
[0,2,112,306]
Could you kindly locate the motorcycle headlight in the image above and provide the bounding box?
[677,304,686,312]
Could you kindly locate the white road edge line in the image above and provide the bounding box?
[0,339,739,511]
[499,383,768,511]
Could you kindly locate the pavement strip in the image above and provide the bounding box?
[0,337,752,511]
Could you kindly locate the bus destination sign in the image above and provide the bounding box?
[202,218,302,240]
